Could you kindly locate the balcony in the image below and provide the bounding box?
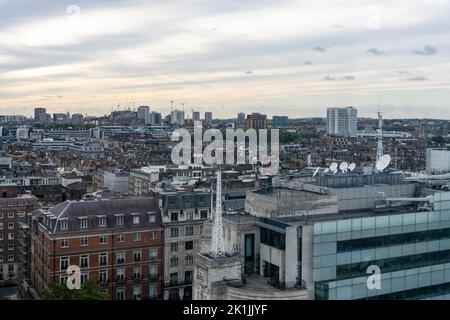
[164,279,192,288]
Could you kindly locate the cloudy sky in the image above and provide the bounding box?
[0,0,449,118]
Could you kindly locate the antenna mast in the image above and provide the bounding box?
[211,170,225,258]
[376,111,383,161]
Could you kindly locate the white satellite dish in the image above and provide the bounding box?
[329,162,338,174]
[348,163,356,172]
[340,162,349,173]
[324,168,330,174]
[376,154,391,172]
[313,167,320,177]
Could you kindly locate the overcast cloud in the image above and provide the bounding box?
[0,0,449,118]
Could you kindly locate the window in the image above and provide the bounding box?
[170,228,179,238]
[80,255,89,268]
[80,236,88,246]
[200,210,208,219]
[185,255,193,266]
[8,222,14,230]
[18,201,24,207]
[7,202,13,207]
[8,244,14,251]
[0,234,2,241]
[116,251,125,264]
[8,255,14,262]
[80,219,88,229]
[99,253,108,266]
[149,248,158,261]
[117,233,125,243]
[60,257,69,271]
[185,241,193,251]
[149,264,157,278]
[133,215,141,224]
[0,212,2,218]
[133,250,141,262]
[185,226,194,236]
[169,257,178,268]
[186,211,193,220]
[133,267,141,280]
[149,285,158,299]
[99,217,107,227]
[60,220,68,230]
[116,288,125,300]
[0,222,2,230]
[116,268,125,281]
[185,271,193,284]
[0,255,3,263]
[8,233,13,240]
[116,216,124,226]
[151,230,157,240]
[60,276,68,285]
[60,239,69,248]
[0,244,3,251]
[133,286,142,300]
[134,232,141,241]
[170,212,178,222]
[169,272,178,285]
[170,243,179,252]
[148,215,156,223]
[81,273,88,284]
[99,270,108,284]
[99,235,107,244]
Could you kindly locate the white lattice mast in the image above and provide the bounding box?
[376,111,384,161]
[211,170,225,257]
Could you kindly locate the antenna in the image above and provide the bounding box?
[211,170,225,258]
[376,111,383,161]
[171,100,174,112]
[313,167,320,177]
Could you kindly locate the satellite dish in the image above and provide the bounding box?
[376,154,391,172]
[324,168,330,174]
[329,162,338,174]
[348,163,356,172]
[313,167,320,177]
[340,162,348,173]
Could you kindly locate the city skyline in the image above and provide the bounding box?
[0,0,450,118]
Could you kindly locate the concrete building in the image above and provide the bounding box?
[171,110,185,126]
[103,170,129,195]
[237,113,246,126]
[155,190,212,300]
[34,108,47,123]
[192,111,200,122]
[129,166,165,196]
[137,106,150,123]
[426,148,450,173]
[245,113,268,130]
[205,112,213,125]
[327,107,358,137]
[149,112,162,126]
[30,198,164,300]
[71,113,84,124]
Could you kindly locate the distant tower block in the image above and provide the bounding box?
[211,170,225,258]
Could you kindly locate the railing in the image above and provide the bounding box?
[227,278,306,292]
[164,279,193,288]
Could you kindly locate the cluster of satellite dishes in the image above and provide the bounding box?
[312,154,392,177]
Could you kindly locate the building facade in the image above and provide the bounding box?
[30,198,164,300]
[326,107,358,137]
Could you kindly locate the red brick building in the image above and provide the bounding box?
[0,185,39,281]
[30,197,164,300]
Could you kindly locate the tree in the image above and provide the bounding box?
[432,136,446,144]
[42,279,110,300]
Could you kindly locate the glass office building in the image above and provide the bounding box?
[313,192,450,300]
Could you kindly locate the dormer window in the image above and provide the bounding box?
[60,220,68,230]
[80,219,88,229]
[133,215,141,225]
[148,214,156,223]
[99,217,107,227]
[116,216,124,226]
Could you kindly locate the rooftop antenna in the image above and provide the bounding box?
[376,110,383,162]
[211,170,225,258]
[171,100,174,112]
